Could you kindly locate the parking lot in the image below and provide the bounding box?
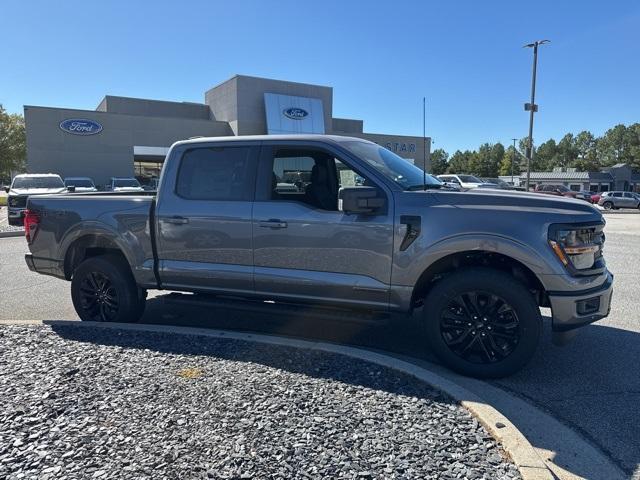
[1,211,639,477]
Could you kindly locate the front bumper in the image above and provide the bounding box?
[8,207,26,226]
[548,271,613,331]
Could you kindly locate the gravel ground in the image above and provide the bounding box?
[0,324,520,480]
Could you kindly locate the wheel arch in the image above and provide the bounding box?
[410,250,548,311]
[63,232,132,280]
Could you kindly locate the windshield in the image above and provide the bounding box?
[458,175,483,183]
[556,185,570,192]
[340,141,441,189]
[12,176,64,189]
[65,178,94,187]
[113,178,141,188]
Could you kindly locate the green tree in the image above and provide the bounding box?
[429,148,449,175]
[572,131,599,171]
[0,105,26,180]
[557,133,578,168]
[518,136,548,172]
[490,143,505,177]
[447,150,477,174]
[535,139,558,171]
[474,143,503,178]
[599,124,640,169]
[499,146,521,177]
[626,123,640,170]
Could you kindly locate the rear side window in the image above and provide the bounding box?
[176,146,255,200]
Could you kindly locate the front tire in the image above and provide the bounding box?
[602,201,613,210]
[71,254,145,323]
[421,268,542,378]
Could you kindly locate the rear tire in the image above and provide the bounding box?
[421,268,542,378]
[71,254,145,323]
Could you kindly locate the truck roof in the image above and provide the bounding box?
[14,173,62,178]
[172,134,373,148]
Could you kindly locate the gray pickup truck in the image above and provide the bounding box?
[24,135,613,377]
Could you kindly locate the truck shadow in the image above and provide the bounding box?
[48,292,638,478]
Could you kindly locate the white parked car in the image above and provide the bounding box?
[64,177,98,192]
[107,177,144,192]
[437,174,499,190]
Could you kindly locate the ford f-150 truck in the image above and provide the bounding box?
[5,173,68,225]
[24,135,613,377]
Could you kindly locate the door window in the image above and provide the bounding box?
[270,149,365,211]
[176,146,255,201]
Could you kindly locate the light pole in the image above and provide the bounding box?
[511,138,518,185]
[523,39,549,191]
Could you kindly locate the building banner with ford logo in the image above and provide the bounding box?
[264,93,325,134]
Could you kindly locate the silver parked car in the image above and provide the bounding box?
[598,191,640,210]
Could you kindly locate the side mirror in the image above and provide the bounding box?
[339,186,385,215]
[67,185,76,193]
[4,186,9,193]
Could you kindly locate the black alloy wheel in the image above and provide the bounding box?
[422,267,542,378]
[78,271,119,322]
[439,291,520,364]
[71,254,145,323]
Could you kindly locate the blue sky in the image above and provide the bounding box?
[1,0,638,153]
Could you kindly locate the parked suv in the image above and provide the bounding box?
[24,135,613,378]
[107,177,144,192]
[598,191,640,210]
[535,184,575,197]
[64,177,98,192]
[4,174,67,226]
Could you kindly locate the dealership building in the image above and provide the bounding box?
[24,75,430,187]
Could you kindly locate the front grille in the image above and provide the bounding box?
[8,196,27,208]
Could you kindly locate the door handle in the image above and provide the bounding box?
[259,219,288,229]
[163,216,189,225]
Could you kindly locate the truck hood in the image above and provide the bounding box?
[9,187,67,196]
[410,188,602,220]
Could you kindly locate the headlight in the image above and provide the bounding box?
[549,225,604,272]
[8,196,18,207]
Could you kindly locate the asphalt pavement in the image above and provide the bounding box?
[1,213,638,477]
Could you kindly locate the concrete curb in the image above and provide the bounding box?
[41,320,554,480]
[0,230,24,238]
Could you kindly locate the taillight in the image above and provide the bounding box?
[24,210,40,244]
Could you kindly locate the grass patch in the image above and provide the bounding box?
[177,367,203,379]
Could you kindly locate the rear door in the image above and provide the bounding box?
[612,192,623,207]
[155,141,259,294]
[623,192,637,208]
[251,142,394,309]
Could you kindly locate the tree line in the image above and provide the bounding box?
[0,105,26,183]
[430,123,640,178]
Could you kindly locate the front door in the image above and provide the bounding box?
[155,142,259,294]
[252,144,394,309]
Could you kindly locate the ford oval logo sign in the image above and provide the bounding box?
[283,107,309,120]
[59,118,103,135]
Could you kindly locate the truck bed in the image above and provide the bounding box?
[26,193,157,284]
